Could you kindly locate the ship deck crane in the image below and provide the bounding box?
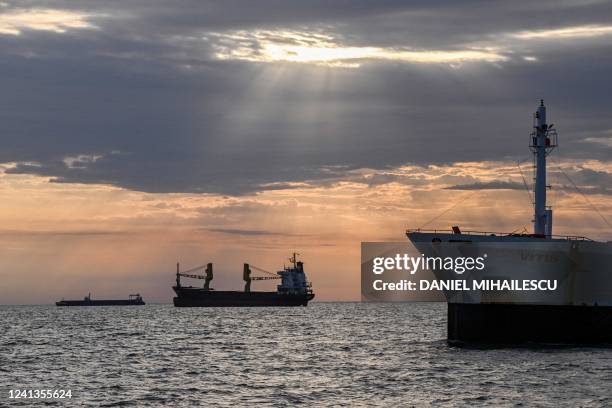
[175,262,280,293]
[243,263,281,292]
[175,263,213,290]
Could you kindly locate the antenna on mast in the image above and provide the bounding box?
[290,252,300,268]
[529,99,558,238]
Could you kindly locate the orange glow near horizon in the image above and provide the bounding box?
[0,159,610,304]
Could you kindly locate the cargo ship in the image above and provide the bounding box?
[173,253,315,307]
[407,100,612,345]
[56,293,145,306]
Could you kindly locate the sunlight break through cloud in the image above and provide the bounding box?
[212,30,508,67]
[0,9,96,35]
[513,25,612,39]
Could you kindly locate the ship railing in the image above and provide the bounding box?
[406,228,593,241]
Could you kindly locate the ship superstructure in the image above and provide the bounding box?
[172,253,315,307]
[407,101,612,345]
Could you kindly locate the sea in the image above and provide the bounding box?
[2,302,612,407]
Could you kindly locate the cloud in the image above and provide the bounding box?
[513,25,612,40]
[445,181,526,191]
[584,133,612,148]
[0,8,96,35]
[212,30,507,67]
[0,1,612,195]
[206,228,303,237]
[63,153,103,169]
[0,229,129,237]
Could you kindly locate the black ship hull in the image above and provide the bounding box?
[56,299,145,306]
[448,302,612,346]
[173,287,314,307]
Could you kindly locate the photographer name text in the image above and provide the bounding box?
[373,279,558,291]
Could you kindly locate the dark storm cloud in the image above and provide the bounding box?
[1,1,611,194]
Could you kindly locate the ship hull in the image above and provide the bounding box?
[173,287,315,307]
[407,231,612,345]
[56,299,145,306]
[448,302,612,346]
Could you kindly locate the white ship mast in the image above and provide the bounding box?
[530,100,557,238]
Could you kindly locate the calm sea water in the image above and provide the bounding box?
[2,302,612,407]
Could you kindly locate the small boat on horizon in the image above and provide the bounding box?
[55,293,145,306]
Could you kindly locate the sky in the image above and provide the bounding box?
[0,0,611,303]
